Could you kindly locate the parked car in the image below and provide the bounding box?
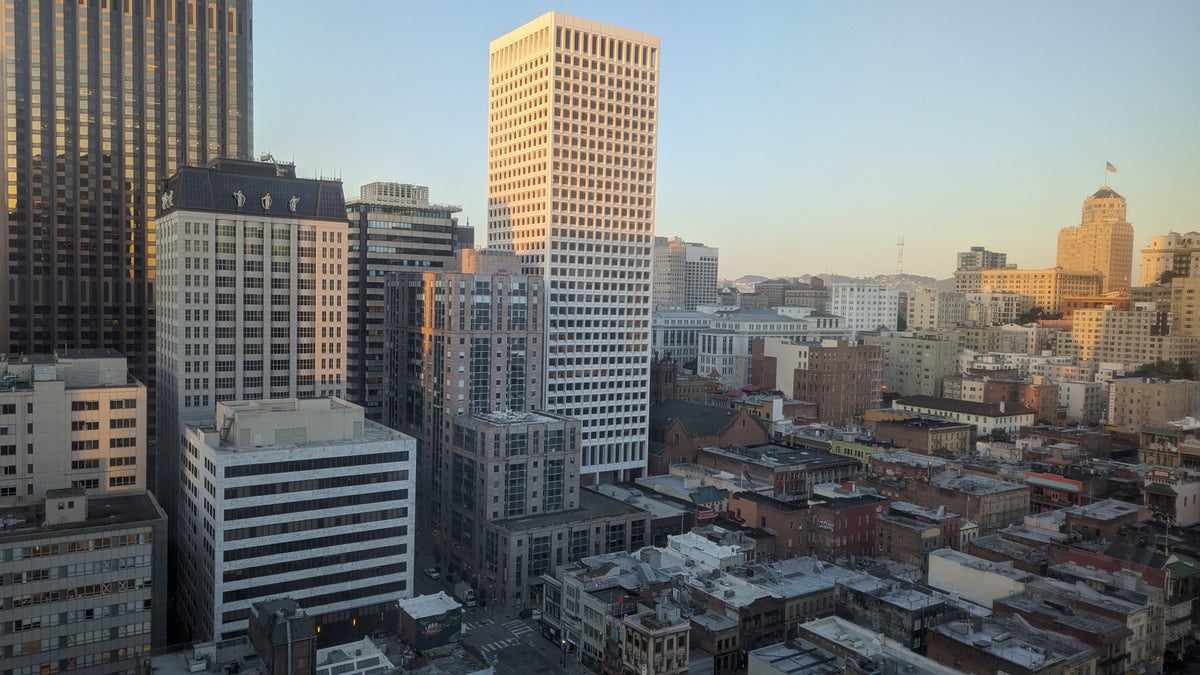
[424,567,440,580]
[518,608,541,620]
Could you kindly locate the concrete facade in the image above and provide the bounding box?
[1057,186,1135,294]
[156,158,348,522]
[652,236,718,311]
[488,13,660,480]
[954,267,1103,314]
[0,351,146,504]
[863,332,958,398]
[176,398,415,640]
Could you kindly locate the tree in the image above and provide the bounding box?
[1158,270,1180,285]
[988,428,1011,443]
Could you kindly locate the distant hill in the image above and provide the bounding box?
[724,273,957,295]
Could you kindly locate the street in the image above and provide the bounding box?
[459,606,590,675]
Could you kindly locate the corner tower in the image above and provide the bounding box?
[1057,186,1134,293]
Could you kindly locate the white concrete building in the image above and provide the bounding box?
[906,289,966,330]
[666,531,751,570]
[0,350,146,502]
[488,12,660,480]
[652,310,714,367]
[653,235,718,310]
[1057,380,1106,424]
[156,158,348,520]
[176,398,415,641]
[697,308,847,387]
[828,282,900,331]
[927,548,1031,609]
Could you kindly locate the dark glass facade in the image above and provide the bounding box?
[1,0,253,488]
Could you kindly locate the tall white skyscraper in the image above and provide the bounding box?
[488,13,660,480]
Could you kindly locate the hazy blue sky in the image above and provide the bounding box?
[254,1,1200,281]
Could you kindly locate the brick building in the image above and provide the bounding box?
[871,417,973,457]
[755,338,883,426]
[809,495,889,559]
[982,379,1060,426]
[647,399,770,474]
[728,491,810,561]
[992,588,1133,675]
[928,616,1098,675]
[834,575,949,654]
[697,445,860,501]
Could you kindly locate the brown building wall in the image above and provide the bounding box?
[873,420,973,456]
[648,410,770,475]
[926,630,1053,675]
[728,493,809,561]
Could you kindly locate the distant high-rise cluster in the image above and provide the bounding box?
[956,246,1008,271]
[487,12,660,481]
[1057,187,1134,293]
[653,235,719,310]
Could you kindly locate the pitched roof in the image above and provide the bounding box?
[650,399,743,437]
[896,395,1035,418]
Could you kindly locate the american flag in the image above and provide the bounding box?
[1106,161,1118,173]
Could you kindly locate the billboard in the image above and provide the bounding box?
[408,609,462,651]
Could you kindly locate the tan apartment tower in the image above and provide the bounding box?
[1057,186,1134,293]
[488,13,660,481]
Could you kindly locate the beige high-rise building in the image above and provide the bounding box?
[954,267,1102,314]
[1142,231,1200,286]
[1170,276,1200,337]
[1055,306,1198,366]
[1057,186,1135,293]
[488,13,660,480]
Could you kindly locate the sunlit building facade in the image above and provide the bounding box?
[0,0,253,463]
[487,13,660,480]
[1057,186,1135,294]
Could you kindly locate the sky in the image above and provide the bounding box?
[254,1,1200,282]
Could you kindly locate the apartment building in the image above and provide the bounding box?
[1057,186,1135,294]
[954,267,1102,314]
[652,236,718,310]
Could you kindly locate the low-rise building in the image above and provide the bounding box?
[928,615,1098,675]
[871,416,973,457]
[1143,467,1200,526]
[927,548,1032,609]
[648,400,770,474]
[993,588,1132,675]
[894,395,1036,439]
[799,615,961,674]
[728,491,810,561]
[746,639,842,675]
[810,495,890,559]
[1063,499,1146,539]
[0,490,167,674]
[697,445,860,501]
[833,575,950,654]
[621,603,690,675]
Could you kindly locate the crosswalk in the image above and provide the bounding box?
[503,619,533,637]
[480,637,522,653]
[464,617,495,631]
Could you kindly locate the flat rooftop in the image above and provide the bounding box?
[700,444,858,470]
[472,410,568,426]
[0,492,164,541]
[799,616,961,675]
[839,574,943,611]
[735,558,855,599]
[869,449,949,468]
[890,501,956,521]
[749,639,842,674]
[932,472,1027,495]
[930,548,1033,582]
[1064,499,1142,521]
[970,534,1048,565]
[398,591,461,619]
[933,618,1095,670]
[493,487,644,532]
[586,483,691,520]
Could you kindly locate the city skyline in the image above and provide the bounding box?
[255,1,1200,281]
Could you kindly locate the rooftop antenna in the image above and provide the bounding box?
[896,236,905,274]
